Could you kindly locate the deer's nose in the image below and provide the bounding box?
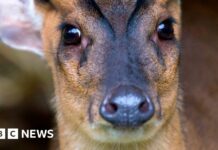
[100,85,154,128]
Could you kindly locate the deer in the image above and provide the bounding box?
[0,0,215,150]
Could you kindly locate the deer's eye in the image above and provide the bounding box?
[62,25,82,46]
[157,19,175,40]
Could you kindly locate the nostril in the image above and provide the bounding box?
[100,85,155,127]
[139,100,149,113]
[105,102,118,114]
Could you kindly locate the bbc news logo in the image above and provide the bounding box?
[0,128,54,140]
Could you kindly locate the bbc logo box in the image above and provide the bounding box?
[8,128,19,139]
[0,129,6,139]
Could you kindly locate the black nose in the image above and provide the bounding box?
[100,85,155,128]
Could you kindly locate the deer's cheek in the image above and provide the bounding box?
[57,48,92,91]
[151,32,179,70]
[58,46,83,63]
[58,37,91,64]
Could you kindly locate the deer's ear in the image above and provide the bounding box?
[0,0,43,56]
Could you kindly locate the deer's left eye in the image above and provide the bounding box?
[157,18,175,40]
[62,24,82,46]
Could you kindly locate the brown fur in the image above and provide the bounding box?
[0,0,217,149]
[3,0,216,149]
[34,0,186,149]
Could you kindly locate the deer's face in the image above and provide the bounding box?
[0,0,181,144]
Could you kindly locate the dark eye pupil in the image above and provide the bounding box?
[63,25,81,45]
[157,19,174,40]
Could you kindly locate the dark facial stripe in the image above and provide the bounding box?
[81,0,115,36]
[151,40,165,67]
[127,0,153,28]
[83,0,104,17]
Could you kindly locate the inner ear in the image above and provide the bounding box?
[0,0,44,55]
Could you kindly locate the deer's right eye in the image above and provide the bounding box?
[157,18,175,41]
[62,24,82,46]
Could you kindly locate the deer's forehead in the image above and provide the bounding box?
[49,0,175,25]
[94,0,137,7]
[50,0,175,12]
